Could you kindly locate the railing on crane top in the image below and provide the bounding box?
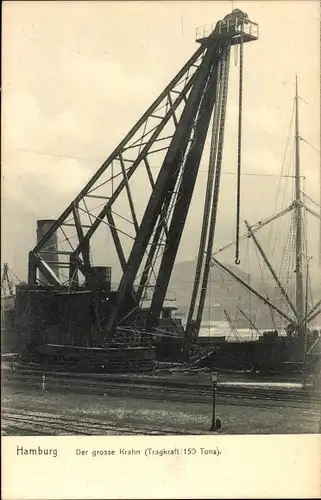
[196,16,259,43]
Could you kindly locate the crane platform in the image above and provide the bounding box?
[196,18,258,45]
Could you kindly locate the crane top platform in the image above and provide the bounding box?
[196,13,258,46]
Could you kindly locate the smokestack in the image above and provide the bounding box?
[37,219,59,284]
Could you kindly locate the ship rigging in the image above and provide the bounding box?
[208,76,321,368]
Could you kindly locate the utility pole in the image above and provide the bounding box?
[210,372,220,431]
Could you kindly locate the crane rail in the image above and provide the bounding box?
[3,368,320,406]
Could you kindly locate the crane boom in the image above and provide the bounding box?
[1,263,14,296]
[224,309,242,341]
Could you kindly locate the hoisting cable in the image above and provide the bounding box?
[194,44,231,333]
[186,54,224,329]
[235,34,244,265]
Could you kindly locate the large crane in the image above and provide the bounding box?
[25,10,258,351]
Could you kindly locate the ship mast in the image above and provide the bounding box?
[294,76,305,343]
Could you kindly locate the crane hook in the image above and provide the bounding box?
[234,35,243,269]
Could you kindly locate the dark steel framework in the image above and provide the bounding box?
[28,13,258,337]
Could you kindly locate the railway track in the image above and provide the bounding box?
[3,369,321,408]
[1,407,206,436]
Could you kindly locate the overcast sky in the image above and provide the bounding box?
[2,0,320,285]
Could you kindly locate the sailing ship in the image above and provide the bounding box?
[189,77,321,376]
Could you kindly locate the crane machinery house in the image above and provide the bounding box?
[215,9,250,36]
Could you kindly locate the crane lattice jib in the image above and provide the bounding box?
[28,12,258,336]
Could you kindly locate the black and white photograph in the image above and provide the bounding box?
[1,0,320,446]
